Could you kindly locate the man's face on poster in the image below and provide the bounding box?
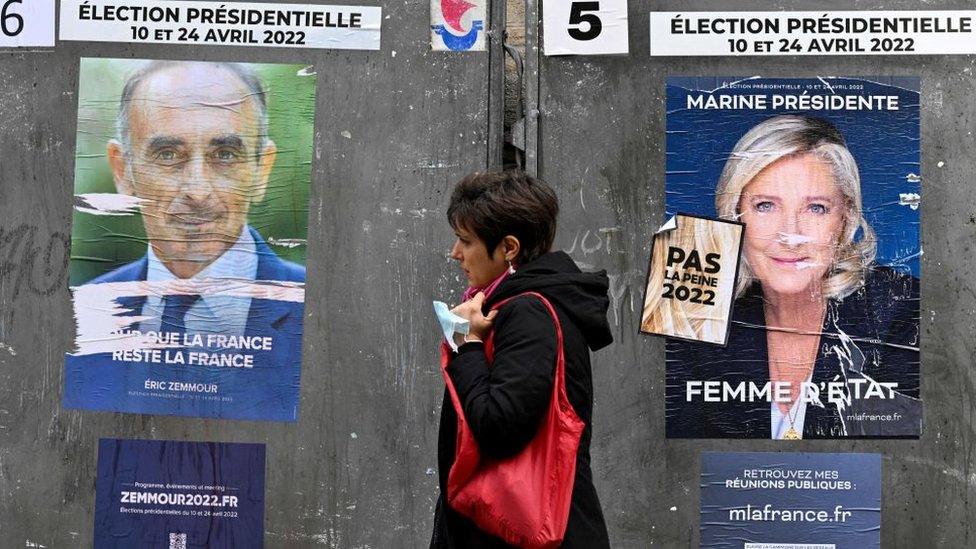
[107,64,277,277]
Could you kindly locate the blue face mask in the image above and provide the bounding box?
[433,301,469,352]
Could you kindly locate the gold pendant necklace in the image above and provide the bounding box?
[782,401,802,440]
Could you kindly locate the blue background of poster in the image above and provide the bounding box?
[666,76,920,277]
[95,439,266,549]
[701,452,881,549]
[63,298,303,422]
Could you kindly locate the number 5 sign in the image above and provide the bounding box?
[543,0,628,55]
[0,0,54,47]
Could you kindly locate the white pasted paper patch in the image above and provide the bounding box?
[543,0,629,56]
[899,193,921,210]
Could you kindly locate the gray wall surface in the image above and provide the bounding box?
[528,1,976,547]
[0,0,973,548]
[0,0,504,546]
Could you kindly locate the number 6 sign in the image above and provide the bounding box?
[543,0,628,55]
[0,0,54,47]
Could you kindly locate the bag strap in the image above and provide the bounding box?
[439,291,571,428]
[484,291,566,386]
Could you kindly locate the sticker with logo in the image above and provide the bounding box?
[431,0,486,51]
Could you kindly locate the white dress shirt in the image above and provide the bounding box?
[771,372,817,440]
[140,226,258,335]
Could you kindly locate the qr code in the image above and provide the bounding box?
[169,533,187,549]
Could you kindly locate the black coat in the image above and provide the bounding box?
[431,251,613,548]
[666,266,921,438]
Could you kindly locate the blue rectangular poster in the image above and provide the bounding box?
[63,58,315,421]
[95,438,266,548]
[701,452,881,549]
[658,76,921,438]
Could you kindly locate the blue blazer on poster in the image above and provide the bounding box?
[63,227,306,422]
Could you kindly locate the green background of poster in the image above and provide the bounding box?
[70,58,316,285]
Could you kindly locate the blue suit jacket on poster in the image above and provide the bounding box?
[64,226,306,422]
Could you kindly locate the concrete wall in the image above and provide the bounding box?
[528,0,976,546]
[0,1,503,546]
[0,0,973,547]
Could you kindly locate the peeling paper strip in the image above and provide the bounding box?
[899,192,921,209]
[74,193,146,216]
[793,260,821,271]
[70,279,304,356]
[656,215,678,233]
[267,237,307,248]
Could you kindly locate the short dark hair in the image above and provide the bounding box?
[447,170,559,265]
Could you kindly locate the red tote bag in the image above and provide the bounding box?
[439,292,585,549]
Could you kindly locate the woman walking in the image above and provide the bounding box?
[431,170,613,548]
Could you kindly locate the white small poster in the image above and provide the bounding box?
[544,0,629,56]
[0,0,55,47]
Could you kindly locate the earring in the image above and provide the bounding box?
[507,260,516,274]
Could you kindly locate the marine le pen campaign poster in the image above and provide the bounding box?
[660,76,920,439]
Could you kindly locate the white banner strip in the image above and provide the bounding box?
[60,0,381,50]
[650,11,976,56]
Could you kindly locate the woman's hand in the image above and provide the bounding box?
[451,292,499,342]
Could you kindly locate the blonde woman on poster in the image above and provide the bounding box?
[666,114,920,439]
